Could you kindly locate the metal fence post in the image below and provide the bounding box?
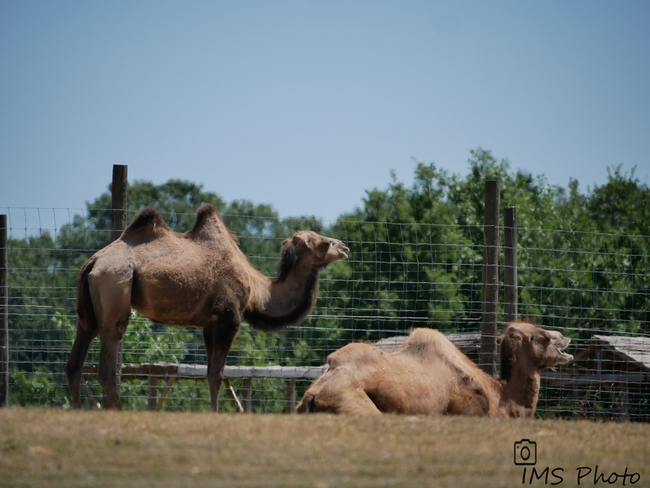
[111,165,128,242]
[504,206,518,325]
[0,215,8,407]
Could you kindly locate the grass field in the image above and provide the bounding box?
[1,408,648,488]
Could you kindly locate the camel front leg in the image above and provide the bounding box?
[203,311,240,412]
[64,319,99,409]
[297,367,382,416]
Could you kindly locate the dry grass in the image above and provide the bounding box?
[1,407,648,488]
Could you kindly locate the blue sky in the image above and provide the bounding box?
[1,1,649,228]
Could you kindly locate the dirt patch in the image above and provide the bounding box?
[1,408,648,487]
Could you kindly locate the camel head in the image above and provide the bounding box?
[279,231,349,272]
[497,321,573,380]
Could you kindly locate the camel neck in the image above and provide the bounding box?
[500,369,541,418]
[243,260,320,332]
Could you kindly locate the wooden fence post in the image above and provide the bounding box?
[111,165,128,395]
[285,378,296,414]
[504,207,518,325]
[480,180,500,376]
[111,165,128,242]
[0,215,8,407]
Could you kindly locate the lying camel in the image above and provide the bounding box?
[64,204,349,411]
[296,321,573,418]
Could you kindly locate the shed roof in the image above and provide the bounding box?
[592,335,650,372]
[374,332,480,353]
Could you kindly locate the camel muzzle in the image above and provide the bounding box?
[339,246,350,259]
[555,337,573,364]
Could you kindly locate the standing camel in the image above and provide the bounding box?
[297,321,573,418]
[64,204,349,411]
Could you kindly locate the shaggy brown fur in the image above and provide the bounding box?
[296,321,573,418]
[64,204,349,411]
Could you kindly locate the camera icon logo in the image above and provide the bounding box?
[514,439,537,465]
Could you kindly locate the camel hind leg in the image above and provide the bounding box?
[97,318,129,410]
[91,267,133,410]
[64,319,99,409]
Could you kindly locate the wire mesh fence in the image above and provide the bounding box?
[1,206,649,420]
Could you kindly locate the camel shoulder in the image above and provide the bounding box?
[120,207,172,244]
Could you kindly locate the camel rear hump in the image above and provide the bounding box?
[397,329,462,361]
[398,329,494,385]
[187,204,237,242]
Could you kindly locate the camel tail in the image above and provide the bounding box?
[76,258,97,332]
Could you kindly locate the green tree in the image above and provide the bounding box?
[7,155,649,412]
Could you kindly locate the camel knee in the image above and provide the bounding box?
[97,369,115,392]
[297,388,381,416]
[205,363,225,396]
[63,360,76,382]
[207,366,224,385]
[64,360,82,392]
[297,368,382,416]
[296,393,316,413]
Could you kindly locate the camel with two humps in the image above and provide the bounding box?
[64,203,349,411]
[297,321,573,418]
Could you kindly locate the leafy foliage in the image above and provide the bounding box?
[5,150,649,414]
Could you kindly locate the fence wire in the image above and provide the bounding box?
[1,207,649,420]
